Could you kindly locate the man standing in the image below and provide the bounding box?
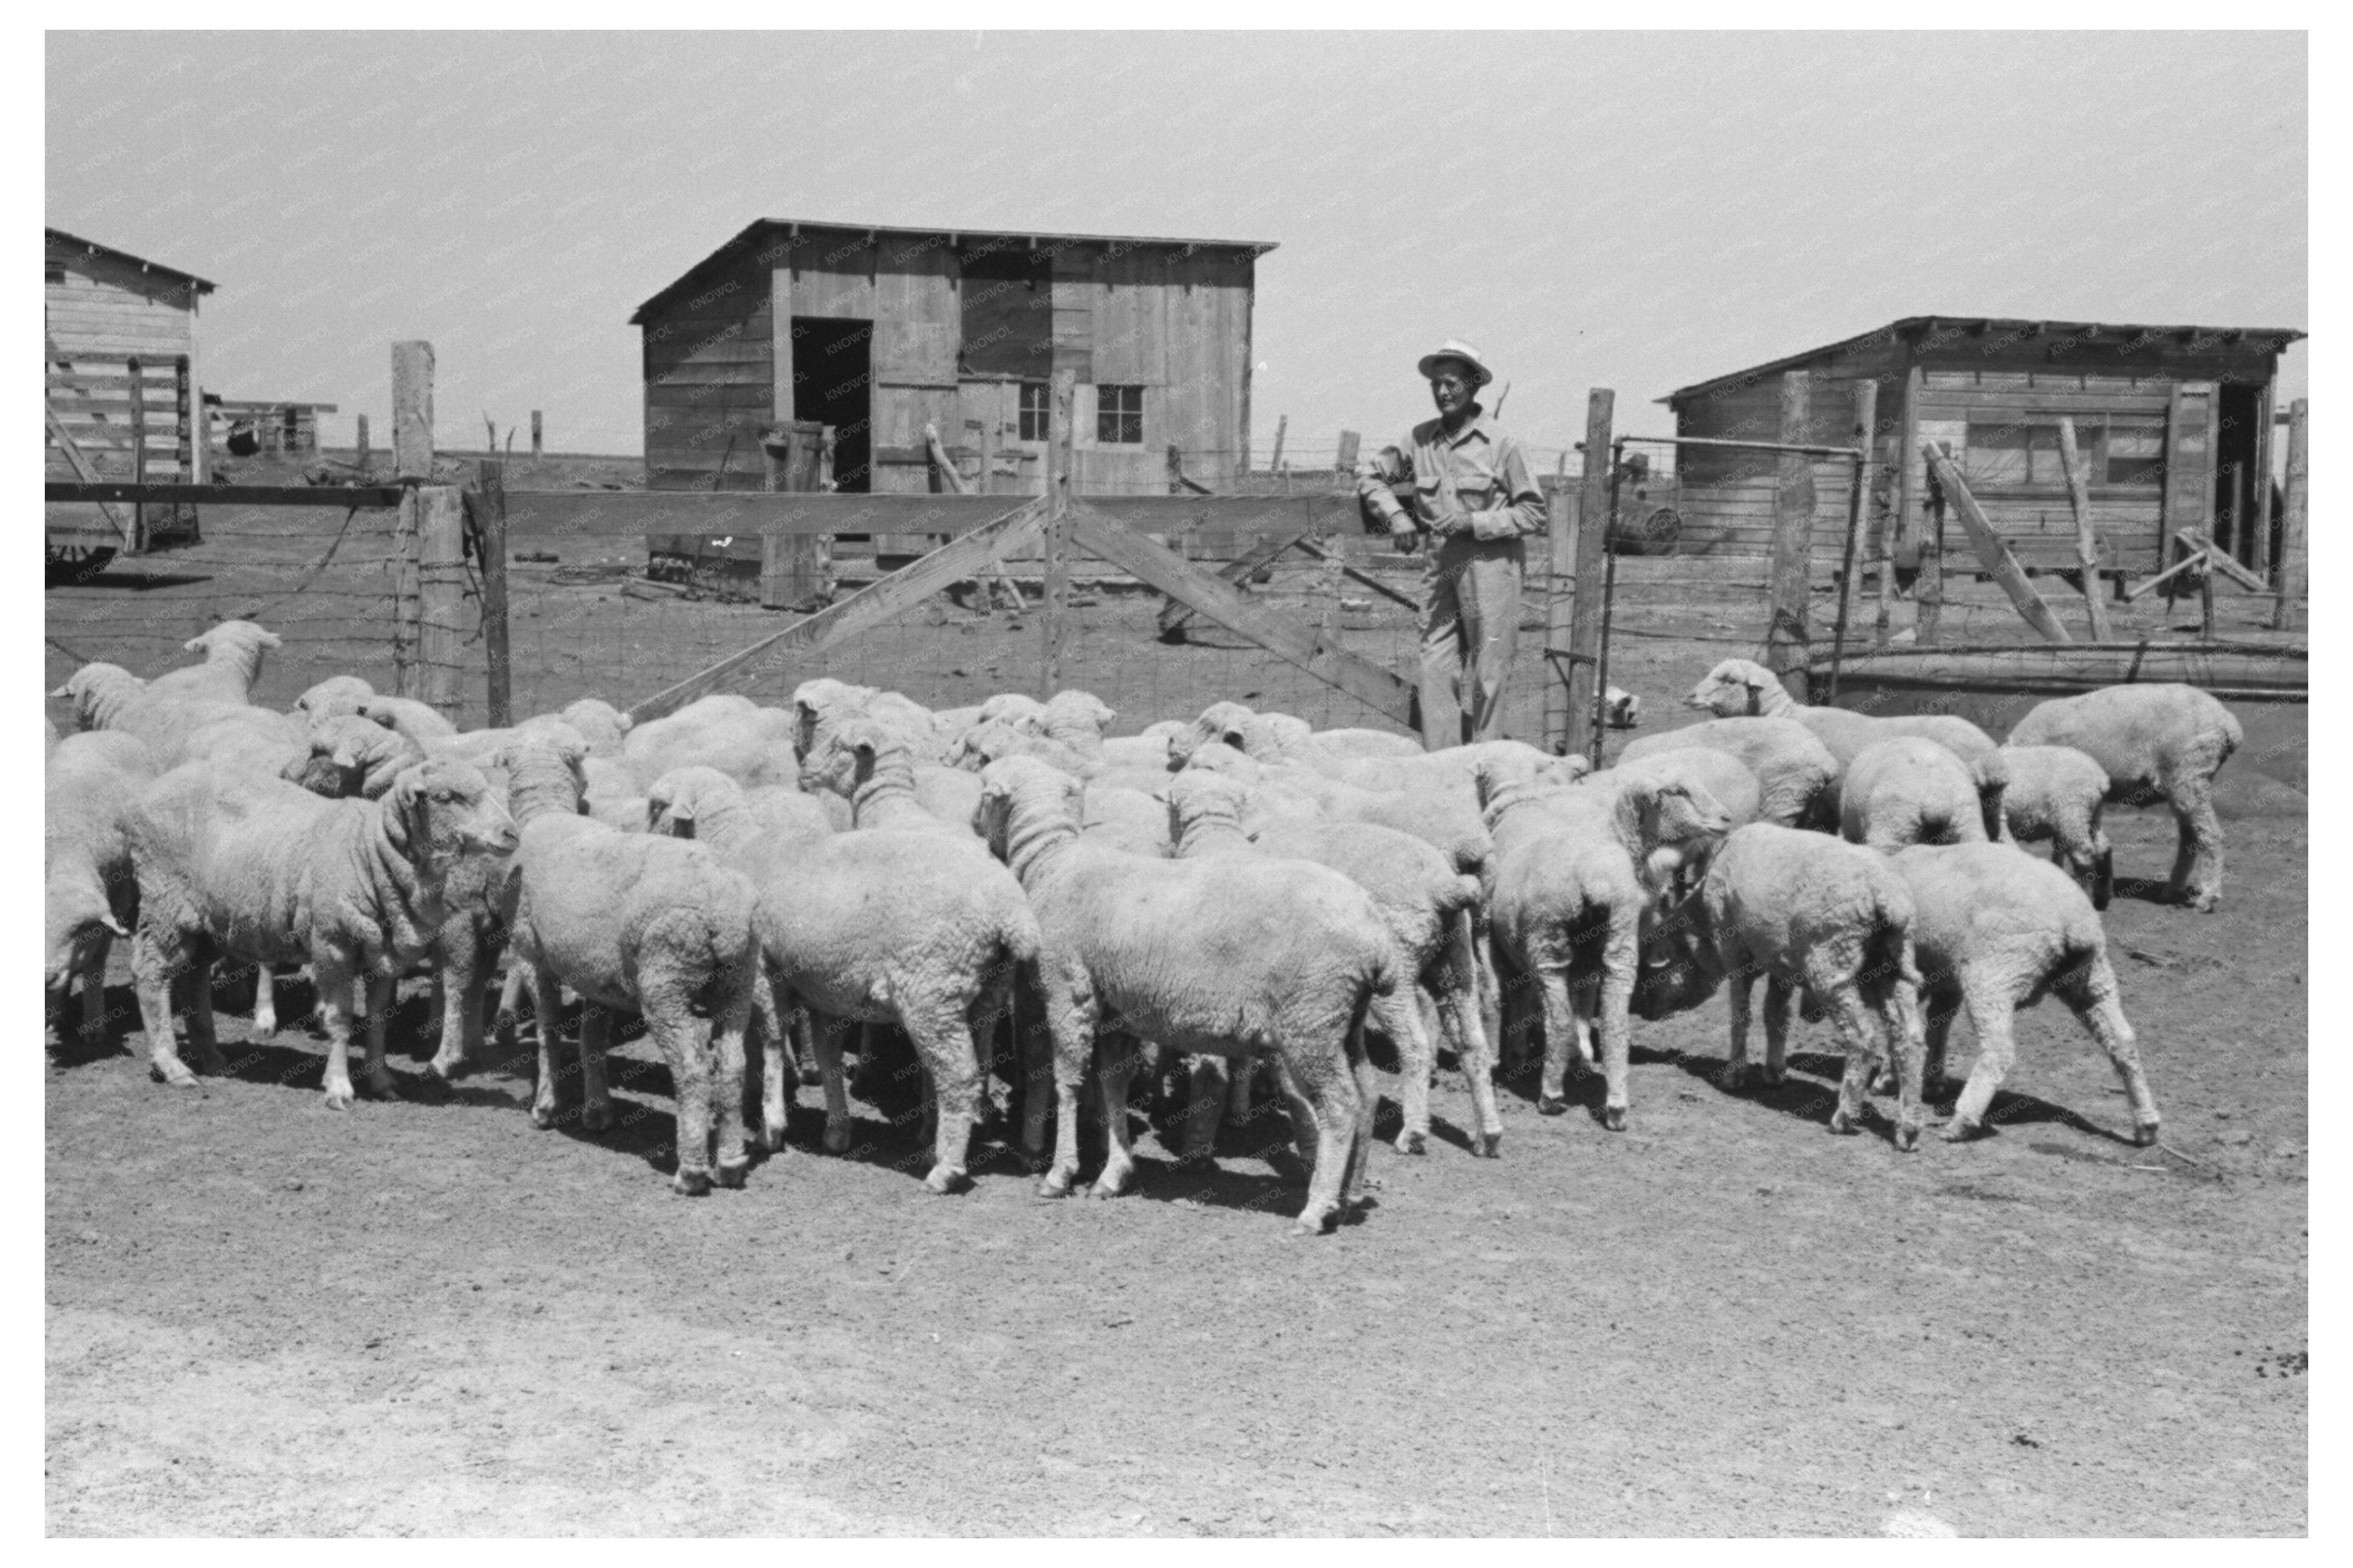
[1357,340,1547,748]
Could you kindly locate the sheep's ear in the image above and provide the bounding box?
[183,633,208,654]
[48,684,69,698]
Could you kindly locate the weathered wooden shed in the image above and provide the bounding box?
[1661,316,2306,580]
[628,219,1272,496]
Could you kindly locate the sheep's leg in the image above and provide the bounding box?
[493,961,530,1059]
[709,988,753,1188]
[1434,933,1503,1157]
[1030,964,1094,1198]
[1920,987,1960,1102]
[1375,980,1434,1155]
[185,962,225,1074]
[1719,970,1756,1092]
[904,1001,979,1194]
[575,1003,615,1133]
[1228,1054,1259,1119]
[1594,914,1638,1131]
[528,967,567,1130]
[316,957,362,1110]
[1180,1054,1228,1163]
[1534,967,1579,1116]
[752,965,792,1153]
[1945,980,2020,1141]
[1759,976,1793,1088]
[2089,810,2114,912]
[428,922,488,1082]
[1569,976,1600,1072]
[250,962,279,1038]
[1283,1043,1364,1238]
[76,933,111,1051]
[653,1011,715,1197]
[1875,974,1928,1151]
[2058,954,2161,1145]
[132,927,201,1089]
[1091,1032,1153,1199]
[2172,783,2226,913]
[809,1010,856,1156]
[1821,978,1883,1139]
[1340,1031,1382,1212]
[360,971,400,1099]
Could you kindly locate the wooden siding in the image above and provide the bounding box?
[45,242,199,362]
[642,234,777,489]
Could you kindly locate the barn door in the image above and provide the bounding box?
[2161,380,2217,560]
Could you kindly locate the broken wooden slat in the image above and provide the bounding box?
[1918,442,2071,644]
[2056,417,2113,640]
[2173,529,2268,592]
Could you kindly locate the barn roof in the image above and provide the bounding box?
[45,227,217,294]
[1660,316,2307,406]
[629,217,1277,325]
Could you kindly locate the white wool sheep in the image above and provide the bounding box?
[1476,752,1732,1131]
[1633,823,1927,1147]
[291,674,374,719]
[125,756,517,1108]
[975,755,1389,1235]
[1183,743,1495,888]
[1165,769,1495,1159]
[791,679,976,825]
[1167,701,1420,772]
[649,765,1037,1195]
[355,693,462,746]
[1887,842,2160,1143]
[623,692,799,791]
[1684,658,2009,839]
[950,715,1102,779]
[498,735,761,1195]
[555,697,632,756]
[1077,783,1173,857]
[1618,716,1842,831]
[286,713,426,799]
[45,731,161,1051]
[1838,737,1989,849]
[1997,744,2114,906]
[45,714,61,755]
[150,620,282,706]
[800,717,987,847]
[53,661,147,733]
[2005,684,2243,911]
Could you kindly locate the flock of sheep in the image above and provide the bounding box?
[46,619,2246,1235]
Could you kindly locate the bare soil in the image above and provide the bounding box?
[47,559,2306,1537]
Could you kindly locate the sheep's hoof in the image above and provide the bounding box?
[713,1159,750,1189]
[1942,1116,1984,1144]
[1087,1170,1133,1200]
[153,1060,202,1090]
[1537,1094,1569,1117]
[1289,1208,1337,1238]
[323,1083,356,1111]
[1174,1145,1214,1168]
[363,1073,402,1102]
[1759,1066,1787,1088]
[924,1166,971,1196]
[425,1055,467,1083]
[758,1123,790,1154]
[1393,1130,1426,1156]
[580,1101,615,1134]
[2133,1121,2161,1148]
[1477,1130,1504,1159]
[1035,1168,1075,1200]
[1893,1120,1922,1153]
[672,1168,713,1197]
[1828,1107,1859,1136]
[822,1122,852,1156]
[1601,1105,1627,1133]
[529,1102,559,1130]
[1717,1064,1751,1093]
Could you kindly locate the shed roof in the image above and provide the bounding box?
[1661,316,2306,406]
[45,227,217,295]
[629,217,1277,325]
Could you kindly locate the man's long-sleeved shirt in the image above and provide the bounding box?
[1356,408,1548,543]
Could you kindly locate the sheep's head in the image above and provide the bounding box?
[185,620,283,660]
[1163,769,1248,845]
[54,663,141,731]
[385,759,518,863]
[1473,752,1544,815]
[1171,701,1256,770]
[646,766,743,839]
[1686,658,1778,716]
[950,718,1039,774]
[292,674,374,718]
[1623,776,1733,865]
[801,716,897,798]
[493,732,589,821]
[1631,888,1721,1021]
[1180,741,1263,784]
[976,692,1050,734]
[44,868,126,996]
[558,698,632,755]
[791,678,873,762]
[973,755,1081,864]
[1046,689,1117,735]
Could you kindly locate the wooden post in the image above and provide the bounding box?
[2271,398,2307,630]
[759,421,829,610]
[1166,443,1185,496]
[530,409,543,460]
[1874,414,1896,648]
[1919,442,2072,643]
[1563,390,1614,760]
[1918,443,1946,646]
[2056,417,2113,640]
[1826,377,1876,700]
[1541,455,1580,755]
[354,412,370,481]
[127,356,147,549]
[478,460,511,727]
[1268,414,1286,475]
[1764,371,1815,701]
[1040,369,1076,696]
[2200,547,2216,640]
[979,419,998,497]
[2220,460,2243,561]
[188,375,210,488]
[392,342,434,480]
[2249,383,2274,582]
[412,485,468,718]
[1334,430,1360,478]
[171,356,193,535]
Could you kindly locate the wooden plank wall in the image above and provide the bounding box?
[642,237,775,491]
[46,244,199,360]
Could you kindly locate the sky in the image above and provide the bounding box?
[45,30,2307,466]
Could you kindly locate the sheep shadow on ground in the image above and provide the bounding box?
[1663,1045,2143,1148]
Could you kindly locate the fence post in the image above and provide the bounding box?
[2057,416,2113,640]
[392,341,434,479]
[758,420,829,611]
[1041,368,1076,696]
[1564,389,1614,761]
[1827,377,1876,700]
[1765,370,1815,702]
[354,412,371,481]
[530,409,543,460]
[2271,398,2307,630]
[1334,430,1360,478]
[1918,445,1947,646]
[415,485,468,719]
[1268,414,1286,476]
[127,356,146,549]
[1541,460,1579,755]
[478,460,511,726]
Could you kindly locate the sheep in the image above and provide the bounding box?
[53,662,147,733]
[45,714,61,755]
[1477,752,1732,1129]
[1684,657,2009,838]
[180,706,314,778]
[556,697,632,756]
[291,674,374,719]
[1838,737,1989,850]
[1997,744,2114,906]
[1578,747,1766,842]
[950,715,1102,779]
[1167,701,1420,771]
[497,735,760,1194]
[148,620,282,706]
[1164,768,1497,1159]
[974,755,1390,1234]
[355,694,462,746]
[1632,823,1927,1147]
[790,677,938,761]
[792,678,979,827]
[1885,842,2161,1145]
[1618,716,1841,831]
[45,731,161,1051]
[647,764,1037,1194]
[623,692,799,791]
[1183,743,1496,887]
[992,689,1179,772]
[1077,783,1173,857]
[800,717,987,847]
[285,714,426,799]
[124,755,518,1107]
[2005,684,2243,911]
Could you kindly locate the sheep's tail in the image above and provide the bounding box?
[1867,879,1925,994]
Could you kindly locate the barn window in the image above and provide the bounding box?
[2104,421,2165,486]
[1096,384,1144,445]
[1964,419,2111,488]
[1019,382,1051,442]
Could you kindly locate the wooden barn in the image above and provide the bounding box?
[46,228,215,552]
[627,219,1272,496]
[1660,316,2306,581]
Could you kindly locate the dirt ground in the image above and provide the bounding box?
[47,562,2306,1537]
